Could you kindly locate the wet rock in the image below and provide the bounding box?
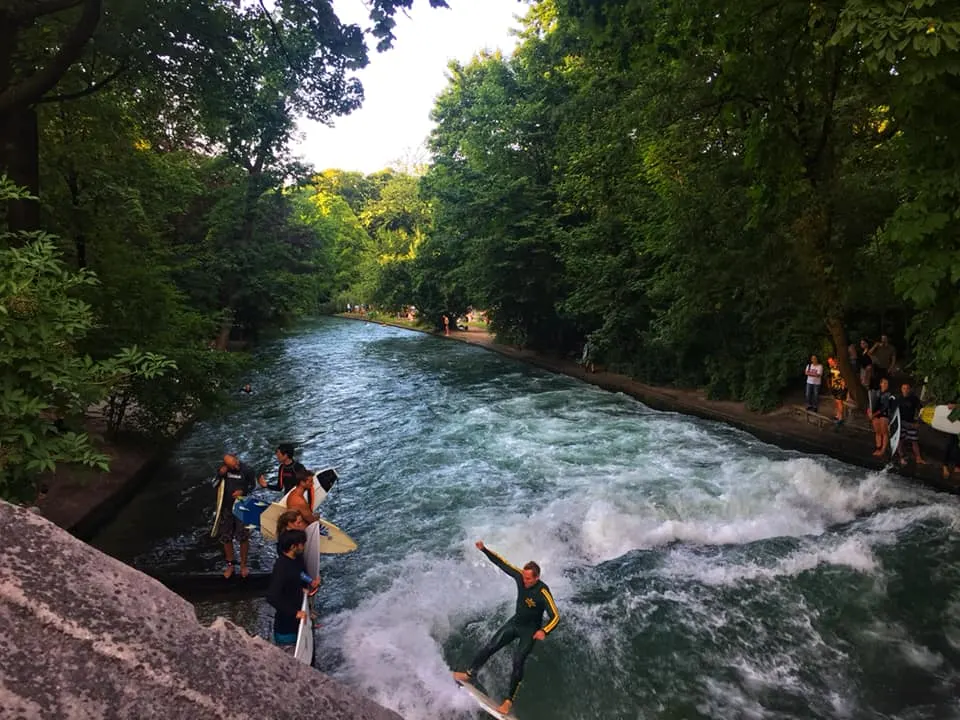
[0,501,404,720]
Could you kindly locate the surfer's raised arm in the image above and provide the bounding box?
[475,541,522,581]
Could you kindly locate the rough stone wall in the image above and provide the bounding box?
[0,502,403,720]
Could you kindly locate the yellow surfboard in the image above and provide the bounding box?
[920,405,960,435]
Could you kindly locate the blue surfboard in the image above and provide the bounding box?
[232,496,271,528]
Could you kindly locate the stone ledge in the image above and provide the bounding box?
[0,502,404,720]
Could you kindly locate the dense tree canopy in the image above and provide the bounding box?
[0,0,448,500]
[372,0,960,409]
[6,0,960,500]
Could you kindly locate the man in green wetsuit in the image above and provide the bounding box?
[453,541,560,715]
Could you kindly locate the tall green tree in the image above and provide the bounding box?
[0,0,449,229]
[837,0,960,397]
[424,35,575,348]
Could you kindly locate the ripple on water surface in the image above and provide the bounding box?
[95,319,960,720]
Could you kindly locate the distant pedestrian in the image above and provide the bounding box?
[868,377,895,458]
[941,402,960,481]
[827,358,848,428]
[579,337,596,373]
[443,314,450,336]
[847,344,859,374]
[868,335,897,387]
[896,382,925,466]
[804,355,824,411]
[858,339,874,390]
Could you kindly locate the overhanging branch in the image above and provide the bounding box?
[36,62,128,104]
[7,0,84,23]
[0,0,102,116]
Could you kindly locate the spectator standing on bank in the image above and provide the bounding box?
[847,344,859,375]
[579,336,596,373]
[858,339,874,390]
[896,382,925,466]
[868,335,897,386]
[804,355,824,412]
[827,358,848,428]
[868,377,895,458]
[941,402,960,481]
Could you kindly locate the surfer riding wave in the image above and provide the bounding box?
[453,541,560,715]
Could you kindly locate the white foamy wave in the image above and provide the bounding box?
[861,620,945,671]
[321,549,544,719]
[659,537,880,586]
[455,456,928,571]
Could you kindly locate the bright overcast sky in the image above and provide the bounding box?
[292,0,525,175]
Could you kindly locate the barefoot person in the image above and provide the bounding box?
[453,541,560,715]
[943,403,960,481]
[896,382,926,466]
[868,378,895,458]
[827,357,848,428]
[214,454,256,578]
[287,468,318,525]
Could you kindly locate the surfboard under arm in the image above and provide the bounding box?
[888,407,902,458]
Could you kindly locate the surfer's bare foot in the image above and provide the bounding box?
[223,563,234,579]
[452,671,471,683]
[240,565,250,578]
[497,699,513,715]
[917,457,927,465]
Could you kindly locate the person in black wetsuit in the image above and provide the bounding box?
[453,541,560,715]
[266,529,319,654]
[258,443,305,493]
[214,454,256,579]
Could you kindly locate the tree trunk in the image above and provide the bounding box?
[214,311,233,350]
[0,107,39,231]
[66,168,85,266]
[825,315,865,410]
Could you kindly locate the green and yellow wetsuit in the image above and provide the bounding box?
[465,547,560,703]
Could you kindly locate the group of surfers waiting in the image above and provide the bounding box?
[212,443,314,579]
[212,443,561,714]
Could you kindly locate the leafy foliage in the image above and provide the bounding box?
[0,178,174,501]
[367,0,960,407]
[0,0,454,498]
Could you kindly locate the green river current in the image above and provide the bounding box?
[93,318,960,720]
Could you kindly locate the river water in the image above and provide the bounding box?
[93,318,960,720]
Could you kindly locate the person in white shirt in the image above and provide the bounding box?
[804,354,824,411]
